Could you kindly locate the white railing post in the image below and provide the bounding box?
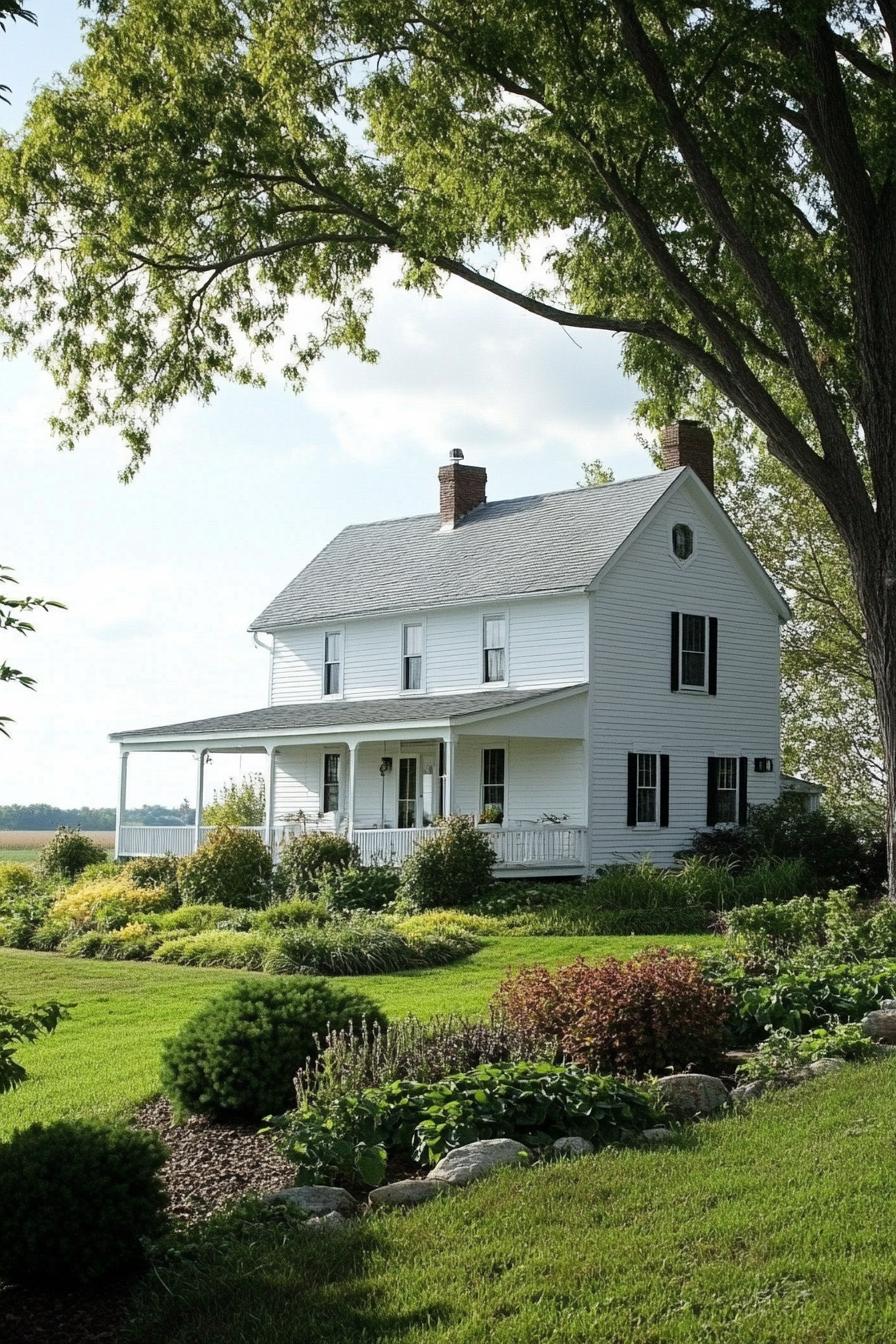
[114,750,129,860]
[265,745,277,852]
[193,749,206,854]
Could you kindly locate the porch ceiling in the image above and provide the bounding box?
[110,684,587,746]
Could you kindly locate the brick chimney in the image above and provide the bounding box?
[661,420,715,494]
[438,450,487,528]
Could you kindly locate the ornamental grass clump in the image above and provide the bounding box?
[177,825,272,907]
[264,916,479,976]
[161,978,385,1120]
[0,1121,169,1287]
[152,930,271,971]
[495,950,732,1076]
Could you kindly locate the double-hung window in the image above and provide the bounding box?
[323,631,342,696]
[671,612,717,694]
[482,748,506,815]
[402,623,423,691]
[627,752,670,828]
[322,752,341,813]
[707,756,747,826]
[636,753,658,823]
[483,616,507,684]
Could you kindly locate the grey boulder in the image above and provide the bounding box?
[369,1179,456,1208]
[263,1186,358,1217]
[552,1136,595,1158]
[641,1127,674,1144]
[878,999,896,1011]
[728,1080,770,1109]
[427,1138,532,1187]
[860,1010,896,1044]
[657,1073,729,1119]
[806,1056,847,1077]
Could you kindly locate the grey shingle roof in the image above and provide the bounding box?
[249,470,685,630]
[111,685,586,742]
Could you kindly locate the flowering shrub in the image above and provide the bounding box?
[38,827,108,881]
[495,950,732,1075]
[397,816,495,908]
[177,826,272,907]
[274,833,359,897]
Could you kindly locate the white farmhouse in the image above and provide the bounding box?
[111,421,792,877]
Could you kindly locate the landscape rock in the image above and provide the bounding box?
[806,1056,847,1077]
[262,1185,358,1217]
[427,1138,532,1187]
[552,1136,595,1158]
[369,1179,456,1208]
[305,1211,346,1230]
[656,1073,729,1120]
[878,999,896,1011]
[728,1080,770,1109]
[641,1127,674,1144]
[860,1010,896,1044]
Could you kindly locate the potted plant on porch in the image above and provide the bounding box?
[477,805,504,830]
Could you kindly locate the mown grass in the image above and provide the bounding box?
[127,1056,896,1344]
[0,848,42,866]
[0,935,716,1137]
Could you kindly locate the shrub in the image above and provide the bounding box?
[128,853,180,894]
[397,815,495,909]
[725,895,829,957]
[177,826,272,907]
[265,917,479,976]
[273,1061,659,1187]
[77,860,122,883]
[316,864,400,912]
[152,930,271,971]
[253,897,332,932]
[737,1023,877,1082]
[0,996,68,1093]
[155,903,255,934]
[0,862,44,898]
[274,832,359,897]
[50,873,176,927]
[0,883,53,949]
[39,826,108,881]
[0,1121,168,1286]
[732,857,815,907]
[161,978,384,1120]
[495,950,732,1075]
[65,921,164,960]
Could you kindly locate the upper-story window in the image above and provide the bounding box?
[402,623,423,691]
[323,631,342,696]
[680,613,708,689]
[483,615,507,683]
[672,523,694,561]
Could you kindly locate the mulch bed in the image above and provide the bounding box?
[1,1097,297,1344]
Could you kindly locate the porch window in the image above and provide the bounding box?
[398,757,418,828]
[636,752,658,823]
[482,748,506,814]
[323,631,342,696]
[402,623,423,691]
[322,752,340,813]
[483,616,506,683]
[680,614,707,689]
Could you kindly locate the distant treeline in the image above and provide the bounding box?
[0,803,195,830]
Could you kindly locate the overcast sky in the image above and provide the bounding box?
[0,4,649,809]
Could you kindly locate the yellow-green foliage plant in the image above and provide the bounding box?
[394,910,504,939]
[51,874,177,927]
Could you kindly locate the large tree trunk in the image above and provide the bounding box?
[851,534,896,899]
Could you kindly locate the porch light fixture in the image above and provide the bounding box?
[379,756,393,776]
[753,757,774,773]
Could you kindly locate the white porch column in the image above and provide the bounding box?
[193,749,207,852]
[442,732,456,817]
[114,750,129,859]
[346,739,358,840]
[265,745,277,850]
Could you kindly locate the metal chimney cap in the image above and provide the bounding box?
[448,448,465,462]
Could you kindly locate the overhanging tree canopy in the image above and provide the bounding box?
[1,1,896,873]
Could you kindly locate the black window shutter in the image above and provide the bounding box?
[706,757,719,826]
[708,617,718,696]
[627,753,637,827]
[659,754,670,828]
[670,612,680,691]
[738,756,749,825]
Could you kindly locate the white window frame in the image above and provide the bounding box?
[321,750,342,816]
[671,522,696,565]
[635,751,660,829]
[480,744,507,817]
[679,613,709,692]
[400,621,425,694]
[322,628,344,699]
[482,611,508,686]
[714,755,740,826]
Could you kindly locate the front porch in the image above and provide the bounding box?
[111,685,590,879]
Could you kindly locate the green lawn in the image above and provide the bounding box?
[0,848,42,865]
[128,1056,896,1344]
[0,935,716,1137]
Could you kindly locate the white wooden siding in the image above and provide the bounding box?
[269,594,588,705]
[452,736,585,824]
[588,477,781,866]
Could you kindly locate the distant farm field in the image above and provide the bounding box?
[0,830,114,864]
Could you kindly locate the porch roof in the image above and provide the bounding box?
[110,684,587,744]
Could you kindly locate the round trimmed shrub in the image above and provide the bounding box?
[274,832,359,896]
[495,949,732,1075]
[397,815,495,908]
[0,1120,169,1287]
[177,826,272,907]
[39,827,108,881]
[160,977,385,1119]
[128,852,180,895]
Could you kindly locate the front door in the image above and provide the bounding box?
[398,756,418,828]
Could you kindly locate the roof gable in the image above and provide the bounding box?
[250,470,684,630]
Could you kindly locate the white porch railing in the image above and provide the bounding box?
[117,823,589,871]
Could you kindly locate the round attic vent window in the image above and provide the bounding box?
[672,523,694,561]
